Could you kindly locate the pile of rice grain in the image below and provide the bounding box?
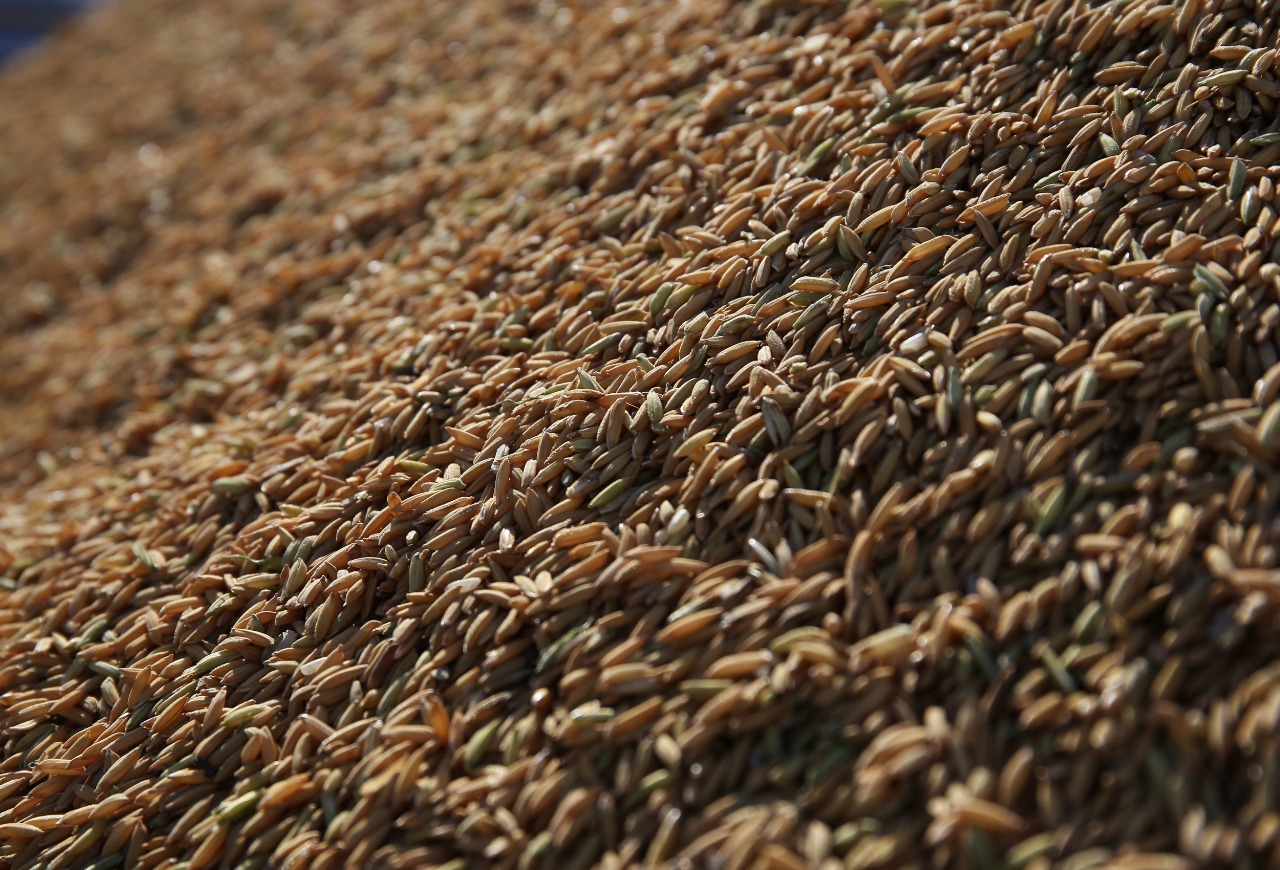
[3,0,1280,866]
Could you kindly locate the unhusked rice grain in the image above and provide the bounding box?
[3,0,1280,867]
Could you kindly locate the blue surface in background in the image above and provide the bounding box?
[0,0,94,63]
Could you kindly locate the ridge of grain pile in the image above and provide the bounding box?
[2,0,1280,866]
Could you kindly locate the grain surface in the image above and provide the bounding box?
[3,0,1280,867]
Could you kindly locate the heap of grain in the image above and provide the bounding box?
[2,0,1280,866]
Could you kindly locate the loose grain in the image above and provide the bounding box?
[2,0,1280,867]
